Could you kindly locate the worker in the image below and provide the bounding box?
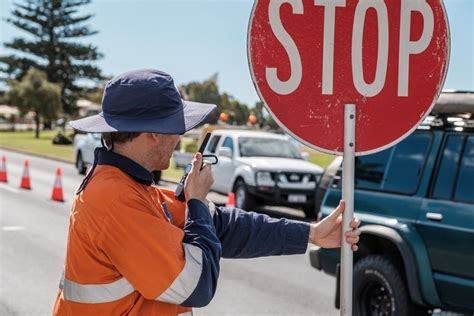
[53,69,360,315]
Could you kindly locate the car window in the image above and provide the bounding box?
[454,136,474,203]
[207,135,221,154]
[222,137,234,153]
[382,132,432,194]
[238,137,301,159]
[432,135,464,200]
[355,149,391,190]
[355,132,431,193]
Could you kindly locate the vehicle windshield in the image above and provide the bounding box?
[239,137,302,159]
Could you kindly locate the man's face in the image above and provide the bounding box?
[151,133,180,170]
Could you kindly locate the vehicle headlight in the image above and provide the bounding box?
[256,171,274,186]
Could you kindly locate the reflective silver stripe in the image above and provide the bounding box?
[178,312,193,316]
[157,244,203,304]
[60,274,135,304]
[59,273,65,290]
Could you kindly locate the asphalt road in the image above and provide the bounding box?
[0,149,338,316]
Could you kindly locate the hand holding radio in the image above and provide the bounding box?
[182,152,214,203]
[174,132,218,202]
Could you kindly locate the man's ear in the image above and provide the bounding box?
[149,133,161,144]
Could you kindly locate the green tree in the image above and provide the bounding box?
[265,114,280,130]
[0,0,103,115]
[83,82,106,104]
[220,93,249,125]
[183,79,221,123]
[254,101,265,126]
[182,75,251,125]
[6,68,61,138]
[253,101,280,130]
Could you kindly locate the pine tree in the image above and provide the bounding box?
[0,0,103,114]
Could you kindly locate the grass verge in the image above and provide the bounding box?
[0,130,74,162]
[308,152,335,168]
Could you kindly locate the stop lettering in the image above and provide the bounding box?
[248,0,449,155]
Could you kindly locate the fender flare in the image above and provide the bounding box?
[360,225,427,307]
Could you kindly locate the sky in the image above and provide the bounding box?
[0,0,473,107]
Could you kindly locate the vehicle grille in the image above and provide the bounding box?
[278,172,317,183]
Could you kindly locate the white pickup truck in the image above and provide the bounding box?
[203,129,324,218]
[73,133,162,183]
[172,130,201,168]
[73,132,102,175]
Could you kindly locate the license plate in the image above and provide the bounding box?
[288,194,307,203]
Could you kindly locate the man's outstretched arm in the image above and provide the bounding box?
[212,200,360,259]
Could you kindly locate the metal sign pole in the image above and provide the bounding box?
[341,104,355,316]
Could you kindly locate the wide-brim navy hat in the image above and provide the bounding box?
[69,69,216,134]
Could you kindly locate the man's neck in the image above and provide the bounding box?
[113,145,153,172]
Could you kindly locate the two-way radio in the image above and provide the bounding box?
[174,132,213,202]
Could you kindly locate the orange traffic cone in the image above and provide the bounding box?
[51,168,64,202]
[226,192,236,208]
[20,160,31,189]
[0,155,8,183]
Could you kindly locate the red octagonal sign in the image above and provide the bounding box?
[248,0,449,155]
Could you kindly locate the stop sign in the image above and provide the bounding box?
[248,0,449,155]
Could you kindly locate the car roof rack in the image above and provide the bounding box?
[432,90,474,114]
[419,91,474,131]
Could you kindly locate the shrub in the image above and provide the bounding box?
[52,132,73,145]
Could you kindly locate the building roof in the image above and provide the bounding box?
[0,105,19,116]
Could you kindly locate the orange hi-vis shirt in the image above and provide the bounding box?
[53,154,221,315]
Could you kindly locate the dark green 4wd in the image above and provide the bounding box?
[310,92,474,315]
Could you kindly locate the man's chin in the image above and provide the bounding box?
[157,162,170,171]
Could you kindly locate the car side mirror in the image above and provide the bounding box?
[217,147,233,158]
[301,152,310,161]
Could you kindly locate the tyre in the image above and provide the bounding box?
[76,152,87,175]
[353,255,426,316]
[233,179,256,210]
[303,203,317,218]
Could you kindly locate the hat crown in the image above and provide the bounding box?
[102,69,182,119]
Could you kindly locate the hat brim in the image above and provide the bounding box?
[69,100,216,134]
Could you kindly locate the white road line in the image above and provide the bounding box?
[2,226,26,231]
[0,184,20,194]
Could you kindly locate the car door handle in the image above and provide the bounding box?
[426,212,443,221]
